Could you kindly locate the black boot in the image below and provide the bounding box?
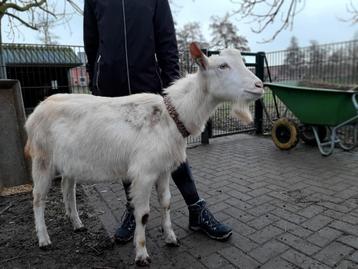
[188,199,232,241]
[114,181,136,243]
[114,205,136,243]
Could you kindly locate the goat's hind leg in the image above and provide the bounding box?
[32,157,54,249]
[156,173,178,246]
[61,177,85,231]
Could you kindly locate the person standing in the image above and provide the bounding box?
[84,0,232,242]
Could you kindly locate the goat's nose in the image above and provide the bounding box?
[255,81,263,88]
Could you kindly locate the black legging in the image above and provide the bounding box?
[171,161,200,205]
[123,161,200,207]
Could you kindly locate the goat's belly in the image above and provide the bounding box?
[128,145,187,176]
[52,127,186,182]
[58,168,125,184]
[54,154,127,183]
[57,166,124,184]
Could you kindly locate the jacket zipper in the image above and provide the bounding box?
[122,0,131,95]
[155,64,163,89]
[96,54,102,92]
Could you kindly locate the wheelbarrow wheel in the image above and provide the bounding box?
[272,118,299,150]
[300,125,327,146]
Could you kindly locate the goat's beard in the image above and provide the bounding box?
[231,100,253,125]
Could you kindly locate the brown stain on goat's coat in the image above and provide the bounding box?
[150,105,162,126]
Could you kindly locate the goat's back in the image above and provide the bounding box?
[25,93,186,182]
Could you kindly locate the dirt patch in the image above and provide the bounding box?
[0,180,132,269]
[298,80,358,91]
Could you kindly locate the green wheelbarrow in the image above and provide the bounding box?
[263,81,358,156]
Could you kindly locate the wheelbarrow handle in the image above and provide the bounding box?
[353,93,358,111]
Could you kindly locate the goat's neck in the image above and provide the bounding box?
[165,73,219,137]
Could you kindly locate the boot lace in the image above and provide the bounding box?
[121,209,136,231]
[201,207,220,231]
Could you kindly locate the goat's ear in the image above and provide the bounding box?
[190,42,208,70]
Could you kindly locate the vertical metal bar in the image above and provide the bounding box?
[255,51,265,135]
[0,22,7,79]
[201,119,212,144]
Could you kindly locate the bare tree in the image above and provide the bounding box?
[0,0,82,78]
[344,0,358,24]
[168,0,181,18]
[1,0,48,32]
[0,0,82,36]
[36,9,60,44]
[176,22,207,76]
[176,22,206,52]
[283,36,305,79]
[210,13,249,51]
[230,0,357,42]
[306,40,327,80]
[230,0,305,43]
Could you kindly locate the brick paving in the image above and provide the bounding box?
[83,134,358,269]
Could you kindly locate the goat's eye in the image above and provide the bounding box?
[218,63,230,70]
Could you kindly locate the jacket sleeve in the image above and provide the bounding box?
[154,0,180,88]
[83,0,99,90]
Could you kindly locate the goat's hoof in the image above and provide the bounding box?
[74,226,87,233]
[165,238,180,247]
[164,232,179,247]
[135,256,151,267]
[39,236,52,250]
[39,243,52,251]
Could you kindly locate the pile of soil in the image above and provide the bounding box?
[0,180,131,269]
[298,80,358,91]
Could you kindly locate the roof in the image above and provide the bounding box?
[1,44,83,68]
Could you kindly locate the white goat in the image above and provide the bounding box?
[25,43,263,266]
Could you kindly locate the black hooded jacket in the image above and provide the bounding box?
[84,0,180,97]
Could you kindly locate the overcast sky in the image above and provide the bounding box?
[2,0,358,52]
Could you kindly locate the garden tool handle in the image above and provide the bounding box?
[353,93,358,110]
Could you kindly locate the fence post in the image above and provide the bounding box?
[255,51,265,135]
[0,21,8,79]
[201,119,212,144]
[200,48,214,145]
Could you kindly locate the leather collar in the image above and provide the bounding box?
[163,95,190,138]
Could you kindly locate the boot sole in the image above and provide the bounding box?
[189,226,232,241]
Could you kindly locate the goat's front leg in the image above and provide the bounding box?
[156,173,178,246]
[130,177,155,266]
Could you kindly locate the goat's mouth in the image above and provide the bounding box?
[244,89,263,100]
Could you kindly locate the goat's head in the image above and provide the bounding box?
[190,42,264,124]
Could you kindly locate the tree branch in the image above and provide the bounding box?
[4,11,38,30]
[345,0,358,24]
[0,0,83,42]
[230,0,305,42]
[37,3,57,17]
[66,0,83,15]
[2,0,46,13]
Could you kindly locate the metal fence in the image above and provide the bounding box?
[265,39,358,84]
[0,43,87,114]
[262,39,358,135]
[1,40,357,145]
